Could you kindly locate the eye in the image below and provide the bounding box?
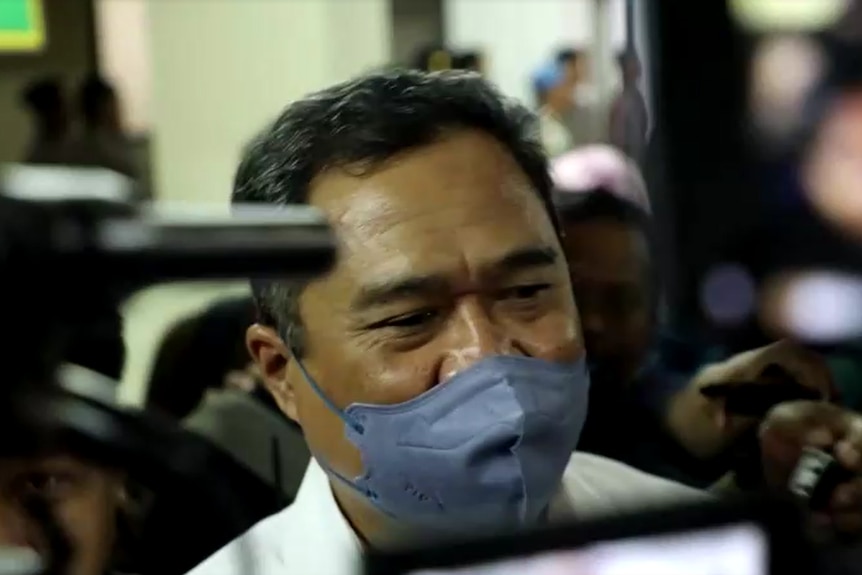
[377,309,439,329]
[501,283,552,301]
[15,472,76,501]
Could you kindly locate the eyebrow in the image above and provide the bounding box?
[350,245,559,313]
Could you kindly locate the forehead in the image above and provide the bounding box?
[561,219,648,281]
[309,130,559,282]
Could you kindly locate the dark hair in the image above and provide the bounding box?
[616,50,640,69]
[79,74,116,126]
[146,297,255,419]
[21,77,63,114]
[555,189,651,244]
[555,190,658,299]
[233,69,556,356]
[556,49,581,65]
[64,306,126,381]
[453,51,482,71]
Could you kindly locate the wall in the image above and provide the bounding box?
[148,0,391,206]
[391,0,443,67]
[0,0,94,163]
[94,0,151,136]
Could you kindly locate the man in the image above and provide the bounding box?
[609,50,649,166]
[187,70,862,575]
[452,51,485,75]
[64,75,138,179]
[140,297,309,572]
[556,49,601,148]
[533,62,577,158]
[556,49,586,87]
[188,69,701,575]
[555,180,717,484]
[20,77,70,164]
[180,297,311,500]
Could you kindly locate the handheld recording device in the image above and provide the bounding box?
[699,364,824,418]
[364,498,808,575]
[790,447,857,511]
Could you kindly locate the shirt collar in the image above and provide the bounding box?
[271,458,361,568]
[282,457,575,563]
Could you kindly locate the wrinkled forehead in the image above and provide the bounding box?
[309,132,560,278]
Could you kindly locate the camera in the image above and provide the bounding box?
[0,164,335,575]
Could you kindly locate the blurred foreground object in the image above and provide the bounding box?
[761,271,862,342]
[804,90,862,242]
[731,0,850,32]
[0,164,335,575]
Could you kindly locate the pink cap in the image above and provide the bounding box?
[550,145,651,214]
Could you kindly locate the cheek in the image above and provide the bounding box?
[55,494,117,572]
[305,353,438,409]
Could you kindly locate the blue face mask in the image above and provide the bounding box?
[295,354,590,533]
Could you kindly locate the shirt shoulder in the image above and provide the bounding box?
[561,452,708,520]
[185,460,358,575]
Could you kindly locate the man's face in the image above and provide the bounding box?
[0,455,122,575]
[249,130,582,485]
[563,56,586,86]
[561,219,652,385]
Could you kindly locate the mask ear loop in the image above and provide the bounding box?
[288,349,379,501]
[289,349,365,435]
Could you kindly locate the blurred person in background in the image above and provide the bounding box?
[20,77,70,164]
[609,50,649,166]
[556,49,600,147]
[65,75,138,179]
[557,49,586,87]
[533,61,577,158]
[413,45,453,72]
[553,146,835,487]
[139,296,309,573]
[147,296,310,499]
[452,50,485,75]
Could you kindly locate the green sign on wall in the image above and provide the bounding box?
[0,0,45,52]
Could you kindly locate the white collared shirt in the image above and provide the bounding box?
[186,453,705,575]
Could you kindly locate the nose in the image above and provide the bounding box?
[579,305,606,338]
[439,299,518,382]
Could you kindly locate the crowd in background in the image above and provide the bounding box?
[4,32,862,575]
[20,74,138,181]
[411,44,649,164]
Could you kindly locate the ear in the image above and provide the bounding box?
[246,323,299,423]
